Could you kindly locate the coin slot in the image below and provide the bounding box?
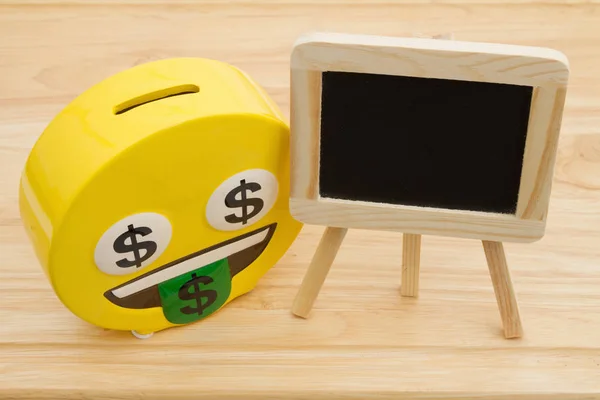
[114,84,199,115]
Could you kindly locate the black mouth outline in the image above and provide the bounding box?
[103,223,276,309]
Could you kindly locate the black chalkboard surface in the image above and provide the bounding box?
[319,71,533,214]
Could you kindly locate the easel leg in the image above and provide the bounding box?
[482,241,523,339]
[401,233,421,297]
[292,227,348,318]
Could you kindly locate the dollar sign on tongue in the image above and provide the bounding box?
[113,224,157,268]
[178,273,218,316]
[224,179,264,225]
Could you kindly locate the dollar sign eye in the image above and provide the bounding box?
[94,213,172,275]
[206,169,279,232]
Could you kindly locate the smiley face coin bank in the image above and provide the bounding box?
[19,58,302,336]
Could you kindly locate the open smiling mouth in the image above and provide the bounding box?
[104,223,276,310]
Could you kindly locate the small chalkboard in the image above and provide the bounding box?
[290,32,568,243]
[289,33,569,339]
[319,71,533,215]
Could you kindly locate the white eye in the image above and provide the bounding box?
[206,169,278,231]
[94,212,172,275]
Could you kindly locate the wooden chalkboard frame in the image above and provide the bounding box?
[290,32,569,243]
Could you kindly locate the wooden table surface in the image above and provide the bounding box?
[1,1,600,399]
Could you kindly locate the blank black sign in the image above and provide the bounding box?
[319,71,533,214]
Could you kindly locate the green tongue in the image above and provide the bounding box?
[158,258,231,325]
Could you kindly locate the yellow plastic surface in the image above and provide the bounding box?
[19,58,302,334]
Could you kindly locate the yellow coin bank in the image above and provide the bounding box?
[19,58,302,337]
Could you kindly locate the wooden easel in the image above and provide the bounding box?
[289,32,568,340]
[292,33,523,338]
[292,229,523,339]
[292,33,522,339]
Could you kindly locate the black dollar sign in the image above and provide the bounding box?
[113,224,157,268]
[178,273,218,316]
[224,179,264,225]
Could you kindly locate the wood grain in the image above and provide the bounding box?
[292,226,347,317]
[482,240,524,338]
[290,197,545,242]
[290,68,321,199]
[401,233,422,297]
[516,86,569,220]
[1,1,600,399]
[291,32,569,87]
